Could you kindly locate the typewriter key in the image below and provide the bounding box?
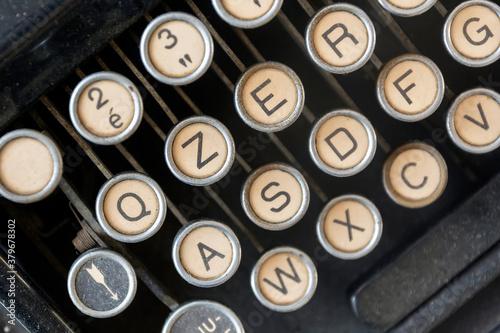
[162,300,244,333]
[383,142,448,208]
[305,4,376,74]
[67,248,137,318]
[377,54,445,122]
[69,71,143,145]
[447,88,500,154]
[444,0,500,67]
[241,163,309,230]
[317,195,382,260]
[376,0,437,17]
[140,12,214,85]
[212,0,283,29]
[0,129,62,203]
[96,172,167,243]
[235,62,305,132]
[172,220,241,287]
[165,115,235,186]
[251,246,317,312]
[309,110,376,177]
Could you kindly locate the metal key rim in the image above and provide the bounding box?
[212,0,283,29]
[377,0,437,17]
[69,71,143,145]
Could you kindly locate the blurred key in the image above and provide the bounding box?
[212,0,283,29]
[235,61,304,132]
[69,71,143,145]
[447,88,500,154]
[309,109,376,177]
[140,12,214,85]
[165,115,235,186]
[241,163,309,230]
[377,54,445,122]
[95,172,167,243]
[251,246,317,312]
[377,0,437,17]
[306,4,376,74]
[383,142,448,208]
[444,0,500,67]
[67,248,137,318]
[162,300,244,333]
[317,194,382,260]
[172,219,241,287]
[0,129,62,203]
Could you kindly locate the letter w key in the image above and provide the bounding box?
[263,257,301,295]
[182,131,219,169]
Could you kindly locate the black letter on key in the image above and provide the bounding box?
[463,17,494,46]
[393,69,416,105]
[401,162,427,189]
[263,257,301,295]
[250,79,288,117]
[464,103,489,130]
[117,193,151,222]
[324,128,358,161]
[333,209,365,242]
[261,182,291,213]
[322,23,359,58]
[182,131,219,170]
[197,242,226,271]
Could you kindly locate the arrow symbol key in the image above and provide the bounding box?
[86,263,119,301]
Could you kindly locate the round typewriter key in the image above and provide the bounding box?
[241,163,309,231]
[383,142,448,208]
[96,172,167,243]
[0,129,62,203]
[317,195,382,260]
[447,88,500,154]
[235,62,305,132]
[305,4,376,74]
[212,0,283,29]
[377,54,445,122]
[67,248,137,318]
[251,246,317,312]
[376,0,437,17]
[140,12,214,85]
[69,71,143,145]
[444,0,500,67]
[165,115,235,186]
[172,220,241,287]
[162,300,244,333]
[309,110,376,177]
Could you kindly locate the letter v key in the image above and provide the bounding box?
[464,103,489,130]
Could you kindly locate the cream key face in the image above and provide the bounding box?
[317,195,382,259]
[141,12,213,85]
[310,110,376,177]
[383,142,448,208]
[306,4,375,74]
[377,54,444,122]
[445,1,500,67]
[172,220,241,287]
[0,129,63,203]
[235,62,304,132]
[212,0,283,29]
[242,163,309,230]
[96,172,167,243]
[251,247,317,312]
[166,116,235,186]
[377,0,436,16]
[69,72,143,145]
[447,88,500,153]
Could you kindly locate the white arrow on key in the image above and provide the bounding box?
[86,263,119,301]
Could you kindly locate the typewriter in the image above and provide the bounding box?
[1,0,500,332]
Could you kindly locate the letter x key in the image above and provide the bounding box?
[333,209,365,241]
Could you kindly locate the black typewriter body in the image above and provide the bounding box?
[1,0,500,332]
